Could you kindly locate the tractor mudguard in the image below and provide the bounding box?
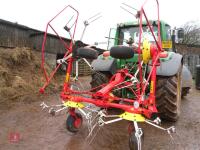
[148,52,183,76]
[181,65,193,88]
[91,56,117,74]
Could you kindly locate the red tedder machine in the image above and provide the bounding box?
[40,1,177,149]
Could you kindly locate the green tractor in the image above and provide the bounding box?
[91,20,192,122]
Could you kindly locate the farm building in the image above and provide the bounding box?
[0,19,70,54]
[0,18,200,77]
[0,19,34,48]
[176,44,200,78]
[0,19,94,75]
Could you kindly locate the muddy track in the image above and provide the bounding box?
[0,80,200,150]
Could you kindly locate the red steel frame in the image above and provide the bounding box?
[40,0,165,119]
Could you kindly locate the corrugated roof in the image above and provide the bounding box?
[0,18,105,53]
[0,18,39,32]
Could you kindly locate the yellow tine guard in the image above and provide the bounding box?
[142,39,151,64]
[119,112,145,122]
[63,101,85,108]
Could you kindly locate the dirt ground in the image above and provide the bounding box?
[0,76,200,150]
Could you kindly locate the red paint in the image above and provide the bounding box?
[9,132,20,143]
[40,0,163,119]
[103,51,110,57]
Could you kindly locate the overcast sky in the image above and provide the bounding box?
[1,0,200,48]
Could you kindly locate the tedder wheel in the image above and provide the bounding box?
[66,112,83,133]
[129,129,144,150]
[156,66,182,122]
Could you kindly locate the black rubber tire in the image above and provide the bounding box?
[66,113,83,133]
[156,67,182,122]
[90,71,111,92]
[110,46,134,59]
[129,130,144,150]
[90,71,122,97]
[181,87,190,98]
[76,47,98,59]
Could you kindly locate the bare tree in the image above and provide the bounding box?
[181,21,200,45]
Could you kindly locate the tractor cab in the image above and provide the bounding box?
[112,20,171,50]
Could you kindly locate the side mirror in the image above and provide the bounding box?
[106,28,117,49]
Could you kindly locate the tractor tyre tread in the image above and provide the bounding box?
[156,73,182,122]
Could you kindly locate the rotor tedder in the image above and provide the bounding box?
[39,1,177,150]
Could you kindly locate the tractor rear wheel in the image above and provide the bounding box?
[90,71,122,97]
[90,71,111,92]
[156,67,182,122]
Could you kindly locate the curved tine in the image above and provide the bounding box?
[120,6,137,18]
[87,12,101,21]
[121,3,138,11]
[89,16,102,24]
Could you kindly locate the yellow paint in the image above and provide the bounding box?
[65,73,70,82]
[162,40,172,49]
[63,101,85,108]
[108,93,114,102]
[150,81,154,93]
[119,112,145,122]
[142,39,151,64]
